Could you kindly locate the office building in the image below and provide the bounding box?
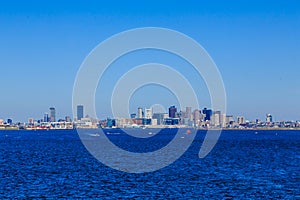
[49,107,56,122]
[152,113,165,125]
[212,111,221,127]
[77,105,84,120]
[237,116,245,125]
[169,106,177,118]
[266,114,273,123]
[137,107,143,118]
[7,119,13,125]
[203,108,212,121]
[186,107,192,120]
[193,109,201,122]
[44,113,49,122]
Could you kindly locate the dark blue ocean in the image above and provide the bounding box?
[0,129,299,199]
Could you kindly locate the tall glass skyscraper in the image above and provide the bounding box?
[169,106,177,118]
[77,105,84,120]
[203,108,212,121]
[44,113,49,122]
[49,107,56,122]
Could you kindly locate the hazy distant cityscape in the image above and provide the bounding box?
[0,105,299,130]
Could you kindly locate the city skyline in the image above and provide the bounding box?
[0,104,292,124]
[0,1,300,122]
[2,103,299,131]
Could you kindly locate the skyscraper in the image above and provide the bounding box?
[212,111,221,127]
[186,107,192,120]
[137,107,143,118]
[193,109,201,126]
[266,114,273,123]
[77,105,84,120]
[49,107,56,122]
[44,113,49,122]
[169,106,177,118]
[203,108,212,121]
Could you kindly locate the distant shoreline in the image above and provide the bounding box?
[1,127,300,131]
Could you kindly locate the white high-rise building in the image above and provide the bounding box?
[266,114,273,123]
[137,107,143,118]
[186,107,192,120]
[193,109,201,127]
[222,113,227,128]
[212,111,221,127]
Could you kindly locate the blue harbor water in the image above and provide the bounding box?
[0,129,299,199]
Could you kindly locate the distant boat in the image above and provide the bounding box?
[89,133,100,137]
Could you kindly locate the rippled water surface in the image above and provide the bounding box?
[0,129,299,199]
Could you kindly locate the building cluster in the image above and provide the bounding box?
[1,105,300,130]
[94,105,300,130]
[0,107,73,130]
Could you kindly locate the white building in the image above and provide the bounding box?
[137,107,143,118]
[221,113,227,128]
[266,114,273,123]
[212,111,221,127]
[237,116,246,125]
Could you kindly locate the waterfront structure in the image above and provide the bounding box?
[151,118,158,126]
[169,106,177,118]
[75,117,98,129]
[164,118,179,125]
[49,107,56,122]
[77,105,84,120]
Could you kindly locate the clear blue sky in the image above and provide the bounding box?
[0,0,299,122]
